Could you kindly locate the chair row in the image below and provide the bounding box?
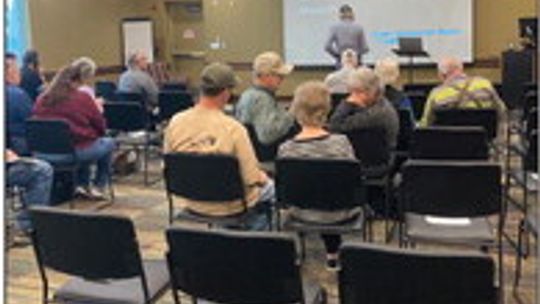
[29,206,499,304]
[95,80,187,101]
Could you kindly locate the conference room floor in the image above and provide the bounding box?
[5,159,538,304]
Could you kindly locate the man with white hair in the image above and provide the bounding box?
[235,51,296,145]
[325,4,369,66]
[420,56,505,127]
[118,50,159,106]
[324,48,358,94]
[329,67,399,148]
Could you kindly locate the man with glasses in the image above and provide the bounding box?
[235,51,296,146]
[164,63,274,230]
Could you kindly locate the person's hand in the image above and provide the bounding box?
[259,170,269,183]
[95,97,105,113]
[6,149,19,163]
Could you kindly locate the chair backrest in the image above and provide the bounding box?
[339,243,496,304]
[26,119,75,155]
[433,108,498,141]
[110,91,144,104]
[95,81,117,100]
[405,90,427,121]
[403,83,437,95]
[30,207,144,280]
[345,127,390,169]
[163,152,244,202]
[244,124,278,162]
[161,82,187,91]
[276,158,363,211]
[158,91,194,121]
[410,126,489,160]
[402,160,501,217]
[396,108,415,152]
[166,227,304,304]
[104,102,148,132]
[524,130,538,171]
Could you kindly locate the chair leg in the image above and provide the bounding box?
[514,219,524,289]
[299,232,306,261]
[144,144,149,185]
[168,195,174,225]
[171,290,181,304]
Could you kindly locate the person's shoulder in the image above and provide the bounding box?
[7,85,31,101]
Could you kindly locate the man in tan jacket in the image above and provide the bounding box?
[164,62,273,230]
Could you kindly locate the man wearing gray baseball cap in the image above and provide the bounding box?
[164,62,274,230]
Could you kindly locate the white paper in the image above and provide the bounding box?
[425,216,471,226]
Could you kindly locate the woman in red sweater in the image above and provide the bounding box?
[33,64,115,199]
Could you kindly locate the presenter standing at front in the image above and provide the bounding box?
[325,4,369,67]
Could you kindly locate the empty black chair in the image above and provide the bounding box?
[158,90,194,122]
[161,82,187,91]
[104,102,155,185]
[276,158,366,254]
[166,227,326,304]
[95,80,117,100]
[245,124,279,163]
[410,126,489,160]
[339,242,497,304]
[30,207,169,304]
[163,152,271,228]
[111,91,144,104]
[433,108,498,142]
[400,160,503,300]
[26,119,78,207]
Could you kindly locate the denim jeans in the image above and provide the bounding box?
[241,179,276,231]
[75,137,116,188]
[7,158,53,231]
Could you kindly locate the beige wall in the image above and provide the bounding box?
[28,0,537,94]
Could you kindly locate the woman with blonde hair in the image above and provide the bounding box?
[33,64,115,199]
[278,80,359,270]
[374,57,413,112]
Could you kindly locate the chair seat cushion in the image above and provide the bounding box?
[281,209,364,233]
[405,213,495,245]
[55,259,169,304]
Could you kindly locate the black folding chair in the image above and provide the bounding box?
[161,82,187,91]
[339,242,497,304]
[110,91,144,104]
[406,90,428,121]
[403,83,437,96]
[433,108,498,142]
[400,160,503,301]
[26,119,115,206]
[30,207,169,304]
[95,80,117,101]
[245,124,279,163]
[166,227,326,304]
[163,152,272,229]
[410,126,489,160]
[158,90,194,122]
[104,102,158,185]
[276,158,366,256]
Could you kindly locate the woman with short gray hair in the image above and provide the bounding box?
[278,80,359,271]
[375,57,413,112]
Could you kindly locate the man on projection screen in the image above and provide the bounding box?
[325,4,369,67]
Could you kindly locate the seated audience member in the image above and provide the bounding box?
[20,49,45,102]
[419,56,506,129]
[374,57,413,112]
[118,50,159,107]
[329,67,399,149]
[324,48,358,94]
[71,57,104,112]
[33,64,115,199]
[278,81,359,270]
[6,53,33,156]
[235,51,296,145]
[6,149,53,232]
[164,63,274,230]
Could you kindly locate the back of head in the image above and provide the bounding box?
[375,57,400,86]
[253,51,294,77]
[71,57,97,83]
[200,62,238,97]
[347,67,383,99]
[42,65,78,106]
[339,4,354,20]
[437,56,464,79]
[290,81,331,127]
[341,49,358,68]
[127,50,147,70]
[23,49,39,69]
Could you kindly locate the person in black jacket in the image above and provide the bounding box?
[20,49,45,102]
